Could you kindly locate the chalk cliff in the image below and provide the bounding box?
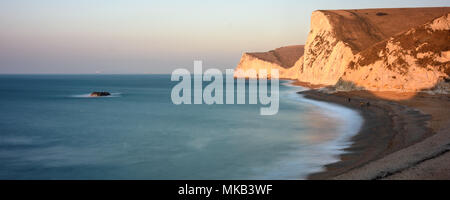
[234,7,450,93]
[298,7,450,88]
[338,13,450,92]
[234,45,304,79]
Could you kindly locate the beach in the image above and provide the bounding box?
[298,89,450,180]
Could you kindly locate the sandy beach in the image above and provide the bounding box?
[297,89,450,180]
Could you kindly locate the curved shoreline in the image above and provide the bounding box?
[283,81,364,179]
[298,89,450,180]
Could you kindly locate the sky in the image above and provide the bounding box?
[0,0,449,74]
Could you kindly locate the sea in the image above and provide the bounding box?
[0,75,362,179]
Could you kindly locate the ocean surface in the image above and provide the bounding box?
[0,75,362,179]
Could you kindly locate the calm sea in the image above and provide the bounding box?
[0,75,362,179]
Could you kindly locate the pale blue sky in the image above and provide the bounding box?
[0,0,448,74]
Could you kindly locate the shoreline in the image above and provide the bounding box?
[297,89,450,179]
[284,80,364,179]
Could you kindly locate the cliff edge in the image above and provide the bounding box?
[338,13,450,92]
[298,7,450,88]
[234,7,450,93]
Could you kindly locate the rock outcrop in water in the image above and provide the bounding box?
[90,92,111,97]
[234,45,304,79]
[235,7,450,93]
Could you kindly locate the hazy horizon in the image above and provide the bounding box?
[1,0,449,74]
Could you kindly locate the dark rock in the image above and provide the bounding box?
[90,92,111,97]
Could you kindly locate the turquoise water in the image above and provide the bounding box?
[0,75,362,179]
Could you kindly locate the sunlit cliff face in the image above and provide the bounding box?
[339,13,450,94]
[295,9,450,95]
[233,9,449,101]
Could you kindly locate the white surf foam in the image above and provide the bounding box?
[257,80,364,179]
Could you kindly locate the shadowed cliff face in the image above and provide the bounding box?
[298,7,450,87]
[234,45,304,79]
